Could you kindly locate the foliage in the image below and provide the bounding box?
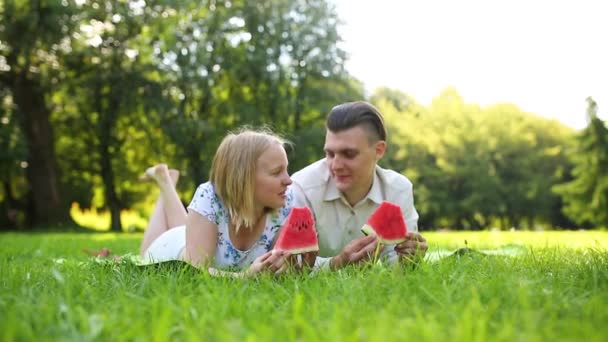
[554,97,608,226]
[0,87,27,228]
[0,1,602,231]
[375,87,576,230]
[0,0,82,227]
[0,0,360,229]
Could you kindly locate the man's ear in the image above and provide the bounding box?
[375,140,386,161]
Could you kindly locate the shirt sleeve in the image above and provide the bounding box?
[289,182,322,226]
[379,179,420,265]
[187,182,224,225]
[379,245,400,265]
[290,182,311,209]
[313,256,332,271]
[400,184,419,233]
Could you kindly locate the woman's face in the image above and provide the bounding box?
[254,143,292,209]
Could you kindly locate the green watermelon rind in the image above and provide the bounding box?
[361,224,407,245]
[277,245,319,255]
[361,224,375,237]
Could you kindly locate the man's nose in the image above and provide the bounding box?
[330,155,344,170]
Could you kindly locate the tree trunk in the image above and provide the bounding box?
[13,73,70,227]
[95,79,122,232]
[1,180,21,229]
[500,217,508,230]
[188,148,206,186]
[99,141,122,232]
[293,68,306,132]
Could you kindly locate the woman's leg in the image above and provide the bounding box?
[139,164,188,256]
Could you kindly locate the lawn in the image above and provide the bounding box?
[1,230,606,341]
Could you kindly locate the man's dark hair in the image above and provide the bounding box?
[326,101,387,143]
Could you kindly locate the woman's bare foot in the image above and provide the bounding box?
[140,164,170,184]
[168,169,180,186]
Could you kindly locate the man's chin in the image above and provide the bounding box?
[334,182,351,193]
[333,174,351,183]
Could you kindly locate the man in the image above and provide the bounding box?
[291,101,428,270]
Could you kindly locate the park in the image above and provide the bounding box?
[1,0,607,340]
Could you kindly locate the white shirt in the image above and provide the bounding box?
[291,159,419,269]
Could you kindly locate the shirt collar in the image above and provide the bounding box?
[323,177,341,201]
[367,170,384,205]
[323,166,384,205]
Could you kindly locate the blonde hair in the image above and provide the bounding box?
[209,127,289,231]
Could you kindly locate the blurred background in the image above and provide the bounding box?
[1,0,606,232]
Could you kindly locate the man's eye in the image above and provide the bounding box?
[344,151,357,159]
[326,151,335,158]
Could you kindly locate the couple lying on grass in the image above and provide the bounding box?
[139,101,428,277]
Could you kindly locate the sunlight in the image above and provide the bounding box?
[70,203,148,232]
[333,0,608,129]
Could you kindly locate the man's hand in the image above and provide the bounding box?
[394,232,428,263]
[330,235,381,270]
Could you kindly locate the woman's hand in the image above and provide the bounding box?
[246,250,291,276]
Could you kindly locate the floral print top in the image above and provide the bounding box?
[188,182,294,270]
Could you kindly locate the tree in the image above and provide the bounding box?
[374,87,575,230]
[0,87,27,229]
[554,97,608,227]
[0,1,80,226]
[54,1,178,232]
[154,0,358,187]
[0,0,359,231]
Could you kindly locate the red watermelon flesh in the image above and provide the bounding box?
[274,207,319,254]
[361,201,408,244]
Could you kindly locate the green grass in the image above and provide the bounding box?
[1,231,607,341]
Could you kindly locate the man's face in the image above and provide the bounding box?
[324,126,386,201]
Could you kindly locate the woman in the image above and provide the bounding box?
[139,128,299,276]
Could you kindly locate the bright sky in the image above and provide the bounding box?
[333,0,608,129]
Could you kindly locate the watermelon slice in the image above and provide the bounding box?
[274,207,319,254]
[361,201,408,244]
